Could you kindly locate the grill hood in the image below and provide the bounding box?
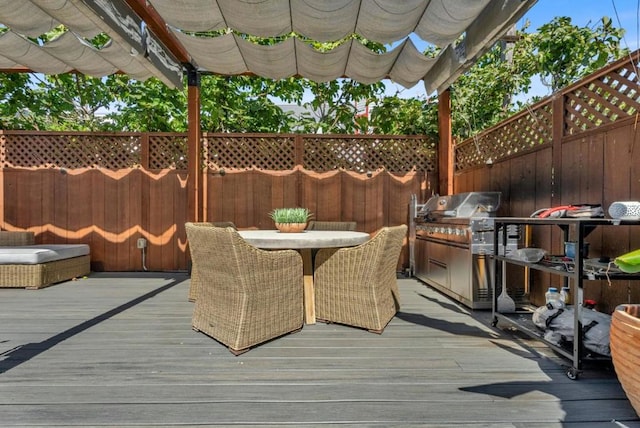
[418,192,501,221]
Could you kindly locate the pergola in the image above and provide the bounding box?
[0,0,539,220]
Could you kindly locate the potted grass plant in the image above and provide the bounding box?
[269,207,312,233]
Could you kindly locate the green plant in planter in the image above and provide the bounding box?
[269,207,313,224]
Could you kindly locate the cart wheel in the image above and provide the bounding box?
[491,316,498,327]
[566,367,579,380]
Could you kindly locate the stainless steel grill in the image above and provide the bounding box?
[410,192,519,309]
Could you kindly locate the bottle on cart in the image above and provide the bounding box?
[560,286,571,305]
[545,287,564,309]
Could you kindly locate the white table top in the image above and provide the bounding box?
[238,230,370,249]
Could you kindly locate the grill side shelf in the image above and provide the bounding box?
[490,216,640,380]
[494,255,575,278]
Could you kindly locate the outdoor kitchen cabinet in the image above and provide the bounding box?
[411,192,517,309]
[490,217,640,380]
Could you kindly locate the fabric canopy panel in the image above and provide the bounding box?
[0,0,102,39]
[0,29,157,80]
[172,31,437,88]
[0,0,539,93]
[0,0,182,87]
[150,0,491,47]
[151,0,536,93]
[0,31,71,75]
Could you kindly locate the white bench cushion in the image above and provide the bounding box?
[0,244,90,265]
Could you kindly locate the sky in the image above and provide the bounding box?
[386,0,640,100]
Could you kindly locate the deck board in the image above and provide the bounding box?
[1,272,639,427]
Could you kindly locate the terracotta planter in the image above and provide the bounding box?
[610,304,640,416]
[275,222,307,233]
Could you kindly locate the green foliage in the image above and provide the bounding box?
[298,79,385,134]
[449,16,627,138]
[450,44,532,139]
[269,207,312,223]
[198,75,302,133]
[1,73,119,131]
[522,16,626,92]
[370,96,438,136]
[0,73,32,129]
[105,75,186,132]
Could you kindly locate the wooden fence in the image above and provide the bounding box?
[0,132,437,271]
[454,50,640,312]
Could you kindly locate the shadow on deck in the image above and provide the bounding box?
[1,272,638,427]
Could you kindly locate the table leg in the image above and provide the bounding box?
[300,248,316,324]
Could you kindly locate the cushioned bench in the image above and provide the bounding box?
[0,231,91,289]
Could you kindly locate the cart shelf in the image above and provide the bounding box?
[490,217,640,379]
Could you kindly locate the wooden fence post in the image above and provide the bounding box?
[551,94,564,207]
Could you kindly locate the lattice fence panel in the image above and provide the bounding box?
[0,133,141,169]
[149,134,188,169]
[565,63,640,135]
[1,132,435,173]
[204,135,296,170]
[455,101,553,171]
[303,136,436,173]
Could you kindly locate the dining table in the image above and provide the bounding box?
[238,229,370,324]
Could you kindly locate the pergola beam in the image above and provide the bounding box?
[123,0,192,65]
[81,0,183,88]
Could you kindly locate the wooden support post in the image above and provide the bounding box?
[551,94,564,207]
[438,89,454,196]
[187,68,202,222]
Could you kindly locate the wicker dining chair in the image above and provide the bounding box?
[187,222,237,302]
[307,220,357,231]
[185,222,304,355]
[313,224,407,333]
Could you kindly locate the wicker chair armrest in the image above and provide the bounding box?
[315,235,384,283]
[235,241,303,291]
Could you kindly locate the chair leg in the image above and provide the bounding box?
[228,326,304,356]
[229,347,251,356]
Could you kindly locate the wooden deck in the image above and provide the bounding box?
[1,272,639,427]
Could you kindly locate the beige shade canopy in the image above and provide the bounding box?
[0,0,538,92]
